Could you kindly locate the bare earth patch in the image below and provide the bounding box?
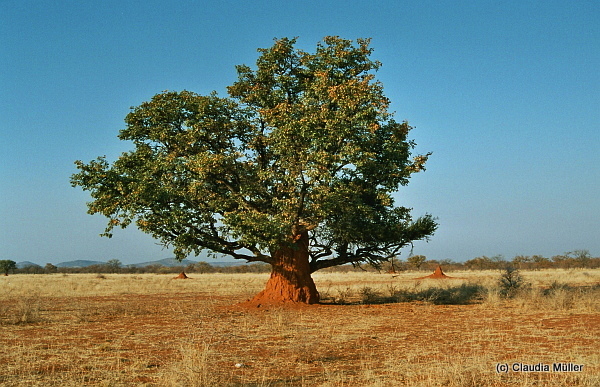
[0,271,598,386]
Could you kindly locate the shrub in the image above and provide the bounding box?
[335,287,354,304]
[498,265,524,298]
[0,295,43,325]
[359,286,380,304]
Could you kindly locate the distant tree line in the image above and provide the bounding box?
[379,250,600,272]
[7,250,600,275]
[11,260,273,275]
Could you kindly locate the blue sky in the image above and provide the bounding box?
[1,1,598,265]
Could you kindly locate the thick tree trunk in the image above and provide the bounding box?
[250,232,320,305]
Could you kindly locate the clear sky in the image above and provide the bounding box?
[1,1,598,266]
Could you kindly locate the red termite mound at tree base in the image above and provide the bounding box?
[173,272,189,279]
[242,268,320,308]
[241,232,320,308]
[415,265,452,279]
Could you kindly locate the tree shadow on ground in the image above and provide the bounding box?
[320,283,486,305]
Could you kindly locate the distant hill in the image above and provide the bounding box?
[56,260,106,268]
[16,261,42,269]
[53,258,247,268]
[127,258,196,268]
[127,258,244,268]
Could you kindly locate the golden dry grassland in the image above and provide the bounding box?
[1,268,599,386]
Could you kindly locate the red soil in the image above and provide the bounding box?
[236,298,319,310]
[173,272,189,279]
[3,291,598,386]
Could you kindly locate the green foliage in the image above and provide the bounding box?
[498,265,525,298]
[407,254,427,270]
[0,260,17,276]
[71,36,437,271]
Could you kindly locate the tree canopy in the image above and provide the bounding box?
[72,36,437,303]
[1,260,17,276]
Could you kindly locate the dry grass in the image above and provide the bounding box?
[0,269,598,386]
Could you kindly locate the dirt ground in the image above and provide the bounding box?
[1,271,599,386]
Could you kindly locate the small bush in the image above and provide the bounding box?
[0,295,43,325]
[539,281,575,310]
[543,281,571,296]
[335,287,354,304]
[498,265,524,298]
[359,286,380,304]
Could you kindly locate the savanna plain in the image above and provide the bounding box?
[1,268,599,386]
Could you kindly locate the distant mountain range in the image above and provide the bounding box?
[126,258,197,268]
[16,261,42,269]
[16,258,243,269]
[56,260,106,268]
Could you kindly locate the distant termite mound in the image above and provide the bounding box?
[173,271,189,279]
[415,265,452,279]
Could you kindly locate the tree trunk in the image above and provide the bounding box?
[250,232,319,305]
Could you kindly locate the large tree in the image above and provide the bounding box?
[71,37,437,304]
[0,260,17,276]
